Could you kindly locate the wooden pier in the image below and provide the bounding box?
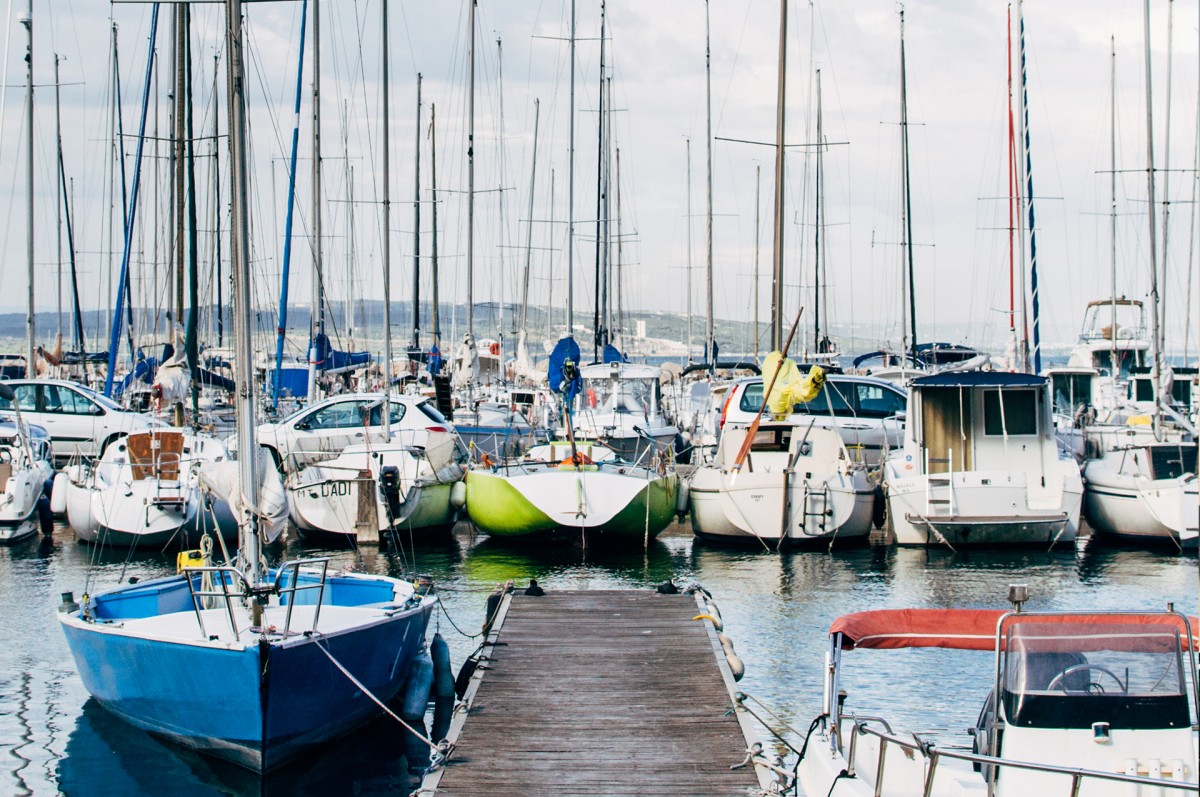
[418,589,771,796]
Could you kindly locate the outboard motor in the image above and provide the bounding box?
[379,465,403,519]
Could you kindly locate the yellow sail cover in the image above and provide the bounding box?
[761,352,825,419]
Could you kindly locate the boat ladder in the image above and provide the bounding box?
[924,447,955,516]
[183,557,332,639]
[798,483,831,537]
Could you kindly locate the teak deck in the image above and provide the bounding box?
[418,589,768,796]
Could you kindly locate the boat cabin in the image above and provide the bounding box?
[1068,298,1149,379]
[905,372,1054,476]
[576,362,663,419]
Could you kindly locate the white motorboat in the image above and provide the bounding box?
[796,592,1199,796]
[0,413,54,544]
[63,428,237,549]
[1066,297,1150,411]
[287,431,463,544]
[884,372,1083,547]
[1083,442,1198,549]
[689,420,876,548]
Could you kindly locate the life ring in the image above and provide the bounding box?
[489,342,501,356]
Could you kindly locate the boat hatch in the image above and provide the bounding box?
[1002,620,1192,730]
[1146,444,1198,480]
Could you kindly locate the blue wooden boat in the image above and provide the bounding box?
[59,565,435,772]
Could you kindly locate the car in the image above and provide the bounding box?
[718,372,907,462]
[254,392,459,471]
[0,379,167,465]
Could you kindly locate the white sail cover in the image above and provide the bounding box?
[197,449,289,544]
[154,327,192,406]
[511,329,547,384]
[452,333,479,390]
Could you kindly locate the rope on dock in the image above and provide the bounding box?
[310,633,454,767]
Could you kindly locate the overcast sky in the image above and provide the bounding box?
[2,0,1198,358]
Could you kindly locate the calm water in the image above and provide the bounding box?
[0,521,1195,796]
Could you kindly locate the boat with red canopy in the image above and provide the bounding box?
[796,588,1199,796]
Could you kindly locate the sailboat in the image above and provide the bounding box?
[0,388,54,544]
[59,1,436,772]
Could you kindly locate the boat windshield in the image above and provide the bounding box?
[1001,620,1192,730]
[583,376,655,415]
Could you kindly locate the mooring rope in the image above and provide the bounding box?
[310,633,452,764]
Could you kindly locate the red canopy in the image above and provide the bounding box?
[830,609,1200,652]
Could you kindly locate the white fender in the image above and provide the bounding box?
[450,479,467,509]
[50,471,69,515]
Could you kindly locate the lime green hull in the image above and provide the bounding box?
[464,466,678,540]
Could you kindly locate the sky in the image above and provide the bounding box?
[1,0,1199,360]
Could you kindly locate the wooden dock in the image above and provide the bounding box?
[418,589,771,796]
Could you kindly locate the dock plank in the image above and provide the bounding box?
[419,590,765,796]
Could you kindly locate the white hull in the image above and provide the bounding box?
[0,459,52,543]
[287,443,462,541]
[1083,449,1198,548]
[886,470,1082,547]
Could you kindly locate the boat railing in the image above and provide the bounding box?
[182,558,331,639]
[840,715,1196,797]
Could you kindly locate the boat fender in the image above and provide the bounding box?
[431,633,455,700]
[49,472,69,515]
[717,632,734,652]
[482,589,503,636]
[871,484,887,529]
[454,655,479,700]
[400,649,435,719]
[726,652,745,681]
[449,480,467,509]
[432,695,455,744]
[704,601,724,627]
[693,613,724,632]
[37,496,52,536]
[675,480,689,517]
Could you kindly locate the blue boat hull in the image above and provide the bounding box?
[60,575,433,772]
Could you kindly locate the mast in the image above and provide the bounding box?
[184,6,200,417]
[55,55,84,355]
[22,0,33,378]
[307,0,325,404]
[592,0,607,359]
[55,55,62,339]
[769,0,787,352]
[899,9,918,363]
[1017,2,1043,373]
[704,0,714,367]
[567,0,576,336]
[225,0,263,587]
[1109,39,1118,396]
[411,73,422,353]
[1006,4,1018,368]
[814,68,823,354]
[1142,0,1163,437]
[212,53,223,348]
[1159,0,1174,365]
[381,0,393,436]
[430,104,441,355]
[614,145,625,342]
[686,137,693,361]
[466,0,476,337]
[520,99,540,336]
[174,3,186,367]
[754,164,761,362]
[272,0,308,410]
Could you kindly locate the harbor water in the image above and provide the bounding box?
[1,520,1195,796]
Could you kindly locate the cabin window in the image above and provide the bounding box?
[1001,621,1192,730]
[982,389,1038,436]
[1050,374,1092,415]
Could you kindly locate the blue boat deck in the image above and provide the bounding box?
[419,589,769,795]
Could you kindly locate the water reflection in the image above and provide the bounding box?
[6,519,1194,796]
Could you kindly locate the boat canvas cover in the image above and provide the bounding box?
[910,372,1046,389]
[830,609,1199,651]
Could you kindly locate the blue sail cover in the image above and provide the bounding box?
[111,354,159,398]
[601,344,626,364]
[428,344,444,376]
[309,333,371,373]
[549,337,583,403]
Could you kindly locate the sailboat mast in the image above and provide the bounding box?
[754,164,760,361]
[22,0,33,378]
[520,99,540,335]
[1006,5,1017,361]
[704,0,714,366]
[1017,3,1043,373]
[381,0,393,437]
[430,104,441,351]
[593,0,607,360]
[1109,39,1118,396]
[55,55,85,355]
[55,56,62,338]
[814,68,823,354]
[412,73,422,353]
[225,0,263,586]
[307,0,325,403]
[770,0,787,352]
[1159,0,1175,364]
[568,0,576,336]
[272,0,308,410]
[899,9,918,363]
[213,54,223,348]
[686,137,693,361]
[1142,0,1163,437]
[467,0,476,337]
